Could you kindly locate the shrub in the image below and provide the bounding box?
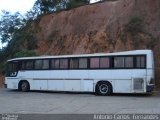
[13,50,37,58]
[125,16,144,35]
[66,0,89,10]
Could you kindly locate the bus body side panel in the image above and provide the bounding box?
[90,70,132,93]
[90,69,147,93]
[18,71,34,90]
[114,80,132,93]
[32,70,67,91]
[47,70,67,91]
[67,70,88,91]
[113,69,147,93]
[5,77,20,89]
[82,80,94,92]
[6,71,34,90]
[7,69,147,93]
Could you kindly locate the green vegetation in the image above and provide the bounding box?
[13,50,37,58]
[48,31,59,43]
[0,11,38,54]
[66,0,90,9]
[30,0,90,17]
[0,62,5,74]
[124,16,144,35]
[0,11,25,44]
[120,16,144,47]
[121,16,158,49]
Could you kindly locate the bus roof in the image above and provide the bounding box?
[8,49,152,62]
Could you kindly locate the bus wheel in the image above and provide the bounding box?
[20,81,30,92]
[96,82,112,96]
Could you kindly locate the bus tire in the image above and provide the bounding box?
[20,81,30,92]
[95,82,112,96]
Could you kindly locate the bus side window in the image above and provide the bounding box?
[136,56,146,68]
[70,58,79,69]
[125,57,134,68]
[114,57,125,68]
[90,58,100,69]
[8,62,18,72]
[42,60,49,69]
[26,61,34,70]
[51,59,60,69]
[60,59,68,69]
[35,60,49,70]
[100,57,110,68]
[21,61,34,70]
[79,58,88,69]
[21,61,26,70]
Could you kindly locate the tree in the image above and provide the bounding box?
[0,10,37,57]
[66,0,90,9]
[30,0,90,18]
[0,11,26,45]
[32,0,68,15]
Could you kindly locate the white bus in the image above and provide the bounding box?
[5,50,154,95]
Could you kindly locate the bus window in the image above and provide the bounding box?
[100,57,110,68]
[21,61,34,70]
[26,61,34,69]
[60,59,68,69]
[55,59,60,69]
[51,59,55,69]
[90,58,99,68]
[42,60,49,69]
[70,58,79,69]
[125,57,133,68]
[114,57,125,68]
[35,60,49,70]
[136,56,146,68]
[79,58,87,69]
[35,60,42,69]
[51,59,60,69]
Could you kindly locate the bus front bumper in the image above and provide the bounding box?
[146,84,154,92]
